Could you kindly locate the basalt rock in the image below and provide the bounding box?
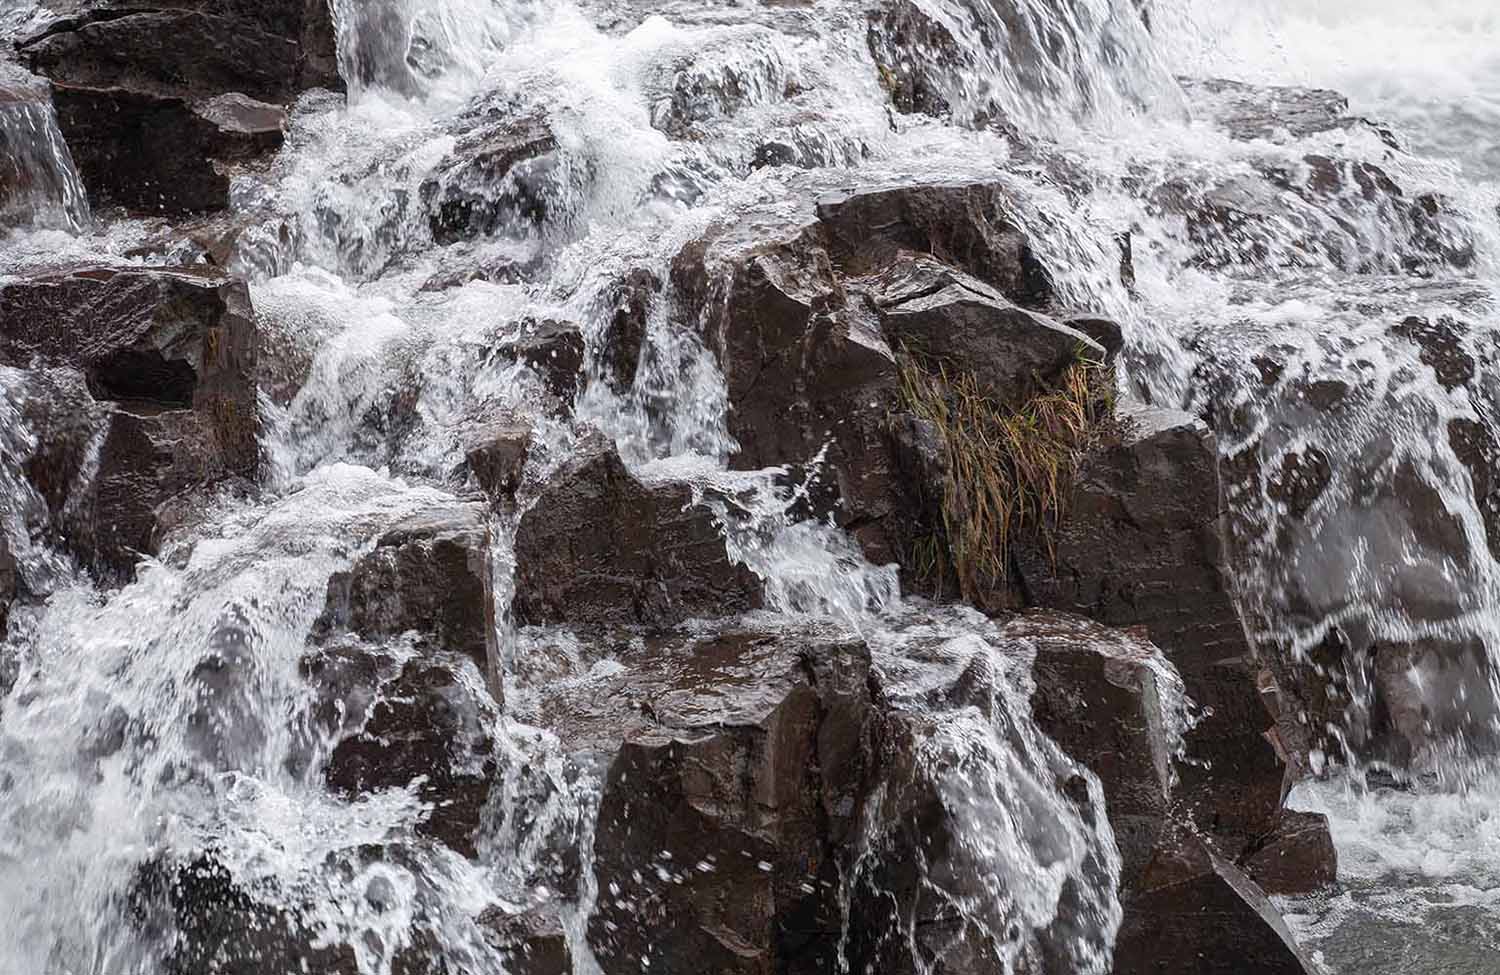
[673,180,1099,578]
[0,265,258,576]
[495,319,586,404]
[421,111,560,245]
[599,268,659,393]
[461,413,534,503]
[511,435,763,628]
[47,84,284,214]
[315,501,497,689]
[17,0,339,100]
[130,853,358,975]
[1112,825,1316,975]
[479,905,573,975]
[1024,613,1178,896]
[861,255,1097,407]
[1239,810,1337,896]
[550,616,1119,975]
[552,629,877,975]
[323,654,499,859]
[1191,326,1500,769]
[1017,400,1286,856]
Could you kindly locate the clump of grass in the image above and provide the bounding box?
[898,347,1115,605]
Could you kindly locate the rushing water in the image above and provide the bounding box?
[2,0,1499,971]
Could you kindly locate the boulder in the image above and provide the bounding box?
[672,179,1109,580]
[47,84,284,214]
[1189,323,1500,770]
[0,66,89,231]
[1239,810,1337,896]
[511,435,763,628]
[0,528,15,639]
[1179,78,1389,145]
[1112,825,1316,975]
[598,268,659,393]
[315,501,498,696]
[0,265,259,576]
[15,0,331,213]
[461,414,534,502]
[323,654,499,858]
[478,905,573,975]
[496,319,586,404]
[862,255,1098,407]
[130,853,357,975]
[421,111,560,245]
[814,181,1054,308]
[1016,400,1286,856]
[17,0,338,100]
[1023,612,1177,895]
[543,616,1118,975]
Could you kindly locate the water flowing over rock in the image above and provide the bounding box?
[0,264,258,576]
[4,0,1489,970]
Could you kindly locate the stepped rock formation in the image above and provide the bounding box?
[20,0,1495,971]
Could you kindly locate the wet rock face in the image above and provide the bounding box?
[0,266,259,576]
[46,84,286,215]
[422,111,561,245]
[479,906,573,975]
[130,854,358,975]
[1240,810,1337,896]
[1017,400,1286,857]
[1191,319,1500,770]
[546,617,1117,975]
[14,0,334,212]
[511,435,764,628]
[1112,825,1317,975]
[674,179,1099,578]
[316,502,497,687]
[1025,613,1176,895]
[17,0,338,101]
[582,633,874,975]
[323,654,499,859]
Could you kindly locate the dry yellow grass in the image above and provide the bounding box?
[898,347,1113,603]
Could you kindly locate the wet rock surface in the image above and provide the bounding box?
[0,265,258,576]
[527,612,1123,975]
[322,653,499,859]
[1112,824,1317,975]
[512,435,764,627]
[315,501,497,684]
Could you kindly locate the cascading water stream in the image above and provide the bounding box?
[3,0,1499,971]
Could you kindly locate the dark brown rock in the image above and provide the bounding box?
[862,255,1099,407]
[497,319,586,404]
[130,853,359,975]
[673,178,1105,582]
[48,83,284,214]
[599,268,659,393]
[1112,826,1316,975]
[0,265,259,576]
[479,905,573,975]
[462,415,534,502]
[566,630,877,975]
[316,501,498,693]
[1023,612,1176,895]
[511,435,763,628]
[324,655,499,858]
[538,616,1122,975]
[17,0,339,99]
[815,181,1054,307]
[21,11,301,103]
[1017,400,1286,856]
[1240,810,1337,896]
[421,111,559,244]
